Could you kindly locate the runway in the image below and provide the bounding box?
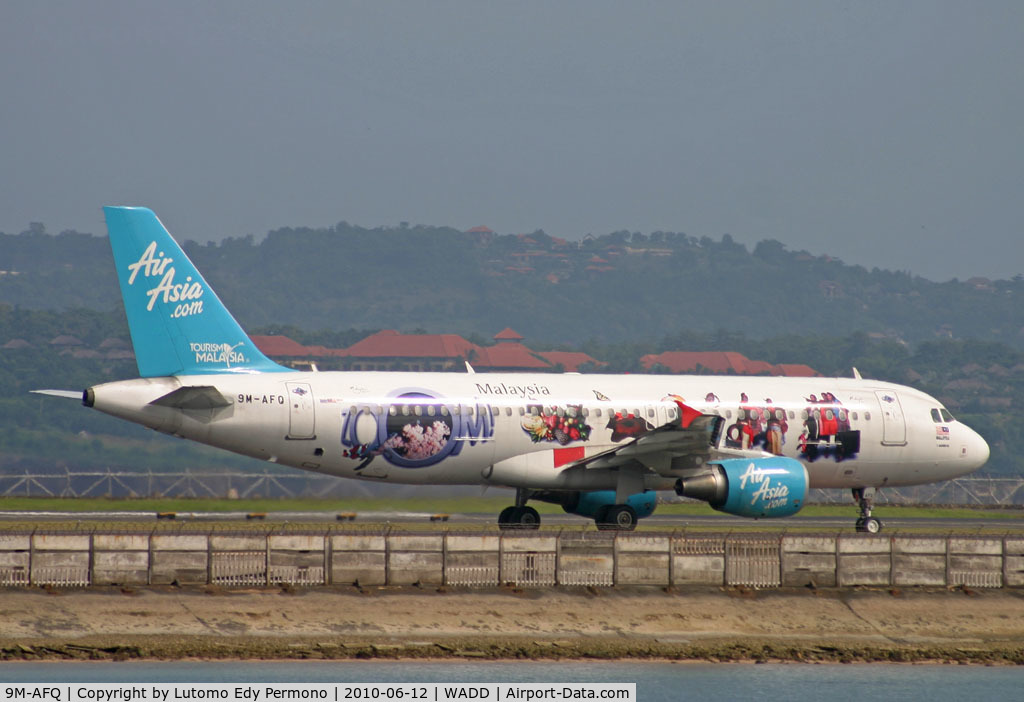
[1,509,1022,532]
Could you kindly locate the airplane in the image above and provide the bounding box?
[34,207,990,533]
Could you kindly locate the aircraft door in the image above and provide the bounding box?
[286,382,316,439]
[874,390,906,446]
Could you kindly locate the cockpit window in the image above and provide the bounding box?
[931,409,942,423]
[940,409,955,422]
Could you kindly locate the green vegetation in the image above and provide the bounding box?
[1,224,1021,346]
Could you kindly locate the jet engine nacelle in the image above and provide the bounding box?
[675,456,808,518]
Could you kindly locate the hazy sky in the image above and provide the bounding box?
[2,1,1022,281]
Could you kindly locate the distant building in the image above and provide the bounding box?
[639,351,818,377]
[333,330,482,372]
[252,328,603,373]
[50,334,84,348]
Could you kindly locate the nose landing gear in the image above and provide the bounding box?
[852,487,882,533]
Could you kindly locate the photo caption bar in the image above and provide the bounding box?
[1,685,636,702]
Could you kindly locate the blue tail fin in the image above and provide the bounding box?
[104,206,291,377]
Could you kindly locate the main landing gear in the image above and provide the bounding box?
[497,489,640,531]
[595,504,638,531]
[498,489,541,530]
[852,487,882,533]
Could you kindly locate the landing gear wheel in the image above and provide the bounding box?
[595,505,638,531]
[517,506,541,529]
[498,506,517,528]
[498,505,541,530]
[852,487,882,534]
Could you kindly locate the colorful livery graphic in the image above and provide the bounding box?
[34,207,990,534]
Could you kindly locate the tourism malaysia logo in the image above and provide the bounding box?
[189,342,248,367]
[126,240,205,318]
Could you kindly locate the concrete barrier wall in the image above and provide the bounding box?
[0,531,1019,589]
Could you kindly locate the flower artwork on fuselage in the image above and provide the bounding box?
[340,389,495,470]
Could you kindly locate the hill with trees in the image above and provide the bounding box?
[1,222,1021,347]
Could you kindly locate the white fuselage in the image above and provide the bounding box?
[87,370,990,494]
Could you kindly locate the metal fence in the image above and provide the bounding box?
[3,530,1022,589]
[0,467,371,499]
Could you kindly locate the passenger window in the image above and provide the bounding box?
[427,405,436,417]
[440,406,449,416]
[647,408,655,418]
[852,412,858,421]
[389,406,397,416]
[725,410,732,419]
[582,408,590,417]
[865,412,872,420]
[491,406,500,416]
[414,405,422,416]
[931,409,942,423]
[505,407,512,417]
[788,410,795,420]
[595,408,602,417]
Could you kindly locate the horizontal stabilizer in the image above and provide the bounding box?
[31,389,84,401]
[149,386,232,410]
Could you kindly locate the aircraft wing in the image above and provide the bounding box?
[570,400,725,476]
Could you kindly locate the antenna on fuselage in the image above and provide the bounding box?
[852,367,863,380]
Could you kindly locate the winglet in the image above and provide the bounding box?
[665,395,704,428]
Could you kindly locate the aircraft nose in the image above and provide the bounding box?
[965,426,990,471]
